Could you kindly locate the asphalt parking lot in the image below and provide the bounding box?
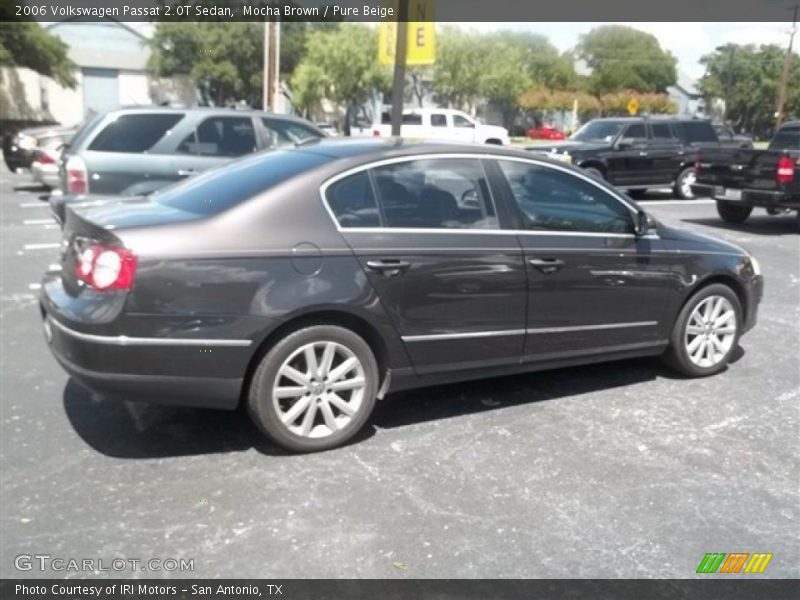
[1,162,798,579]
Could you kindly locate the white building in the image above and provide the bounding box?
[667,71,706,118]
[0,20,195,129]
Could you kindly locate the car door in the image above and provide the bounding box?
[493,158,671,360]
[324,155,527,374]
[170,114,259,180]
[648,122,685,185]
[605,122,652,186]
[451,112,478,143]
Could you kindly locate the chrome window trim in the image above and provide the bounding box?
[318,152,655,239]
[401,321,658,342]
[48,317,252,347]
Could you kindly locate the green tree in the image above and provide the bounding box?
[699,43,800,135]
[576,25,677,95]
[0,21,76,87]
[289,62,328,119]
[430,27,485,111]
[300,24,389,134]
[148,22,265,106]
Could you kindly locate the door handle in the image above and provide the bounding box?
[528,258,565,274]
[366,260,411,276]
[176,169,197,177]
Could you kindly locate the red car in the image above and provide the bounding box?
[526,125,566,140]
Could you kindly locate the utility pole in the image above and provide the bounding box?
[390,0,410,136]
[263,18,281,112]
[776,4,798,128]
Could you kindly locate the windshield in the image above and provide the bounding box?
[571,121,626,143]
[152,149,331,216]
[769,129,800,151]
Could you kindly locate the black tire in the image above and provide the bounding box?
[716,201,752,224]
[628,188,648,199]
[247,325,379,453]
[583,166,604,180]
[662,284,742,377]
[673,166,696,200]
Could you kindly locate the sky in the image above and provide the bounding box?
[450,22,793,80]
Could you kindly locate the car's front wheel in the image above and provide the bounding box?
[247,325,379,453]
[663,284,742,377]
[716,201,752,224]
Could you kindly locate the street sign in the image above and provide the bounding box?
[378,0,436,66]
[627,98,639,116]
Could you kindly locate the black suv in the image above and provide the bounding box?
[529,117,721,199]
[58,107,326,197]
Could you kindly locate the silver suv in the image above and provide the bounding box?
[58,107,326,197]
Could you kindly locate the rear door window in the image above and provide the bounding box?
[651,123,676,141]
[88,113,184,153]
[431,113,448,127]
[370,158,498,230]
[178,116,257,157]
[261,118,321,148]
[326,171,381,228]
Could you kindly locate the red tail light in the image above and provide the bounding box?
[75,245,137,291]
[777,155,795,184]
[65,155,88,194]
[372,129,381,137]
[35,150,56,165]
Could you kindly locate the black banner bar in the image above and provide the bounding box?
[2,579,800,600]
[1,0,796,23]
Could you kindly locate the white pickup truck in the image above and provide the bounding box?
[354,108,510,145]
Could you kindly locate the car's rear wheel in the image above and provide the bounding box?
[716,201,752,224]
[673,166,696,199]
[247,325,379,453]
[662,284,742,377]
[583,166,604,180]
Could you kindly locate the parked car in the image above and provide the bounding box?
[40,139,763,452]
[530,117,721,199]
[527,125,566,140]
[713,124,754,149]
[354,108,510,145]
[693,120,800,226]
[57,107,327,197]
[2,124,76,173]
[31,145,63,189]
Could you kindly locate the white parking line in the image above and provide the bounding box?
[639,199,715,206]
[23,219,54,225]
[28,283,41,291]
[23,243,60,251]
[20,202,49,208]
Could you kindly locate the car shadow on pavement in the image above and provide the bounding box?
[683,215,798,236]
[13,183,50,193]
[63,354,693,459]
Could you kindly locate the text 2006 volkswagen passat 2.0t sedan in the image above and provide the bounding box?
[40,139,763,452]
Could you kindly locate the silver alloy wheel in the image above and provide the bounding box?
[681,170,697,198]
[272,341,366,439]
[684,295,737,368]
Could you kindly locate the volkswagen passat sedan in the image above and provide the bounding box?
[40,139,763,452]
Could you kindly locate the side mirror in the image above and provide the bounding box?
[616,138,633,150]
[634,210,657,236]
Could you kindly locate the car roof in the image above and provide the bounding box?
[99,105,311,122]
[589,117,711,123]
[292,138,537,161]
[780,120,800,129]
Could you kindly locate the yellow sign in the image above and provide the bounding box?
[378,0,436,66]
[627,98,639,116]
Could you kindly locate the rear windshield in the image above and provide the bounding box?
[152,149,331,215]
[769,128,800,151]
[676,121,718,143]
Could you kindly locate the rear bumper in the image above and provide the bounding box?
[692,183,800,210]
[40,275,252,410]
